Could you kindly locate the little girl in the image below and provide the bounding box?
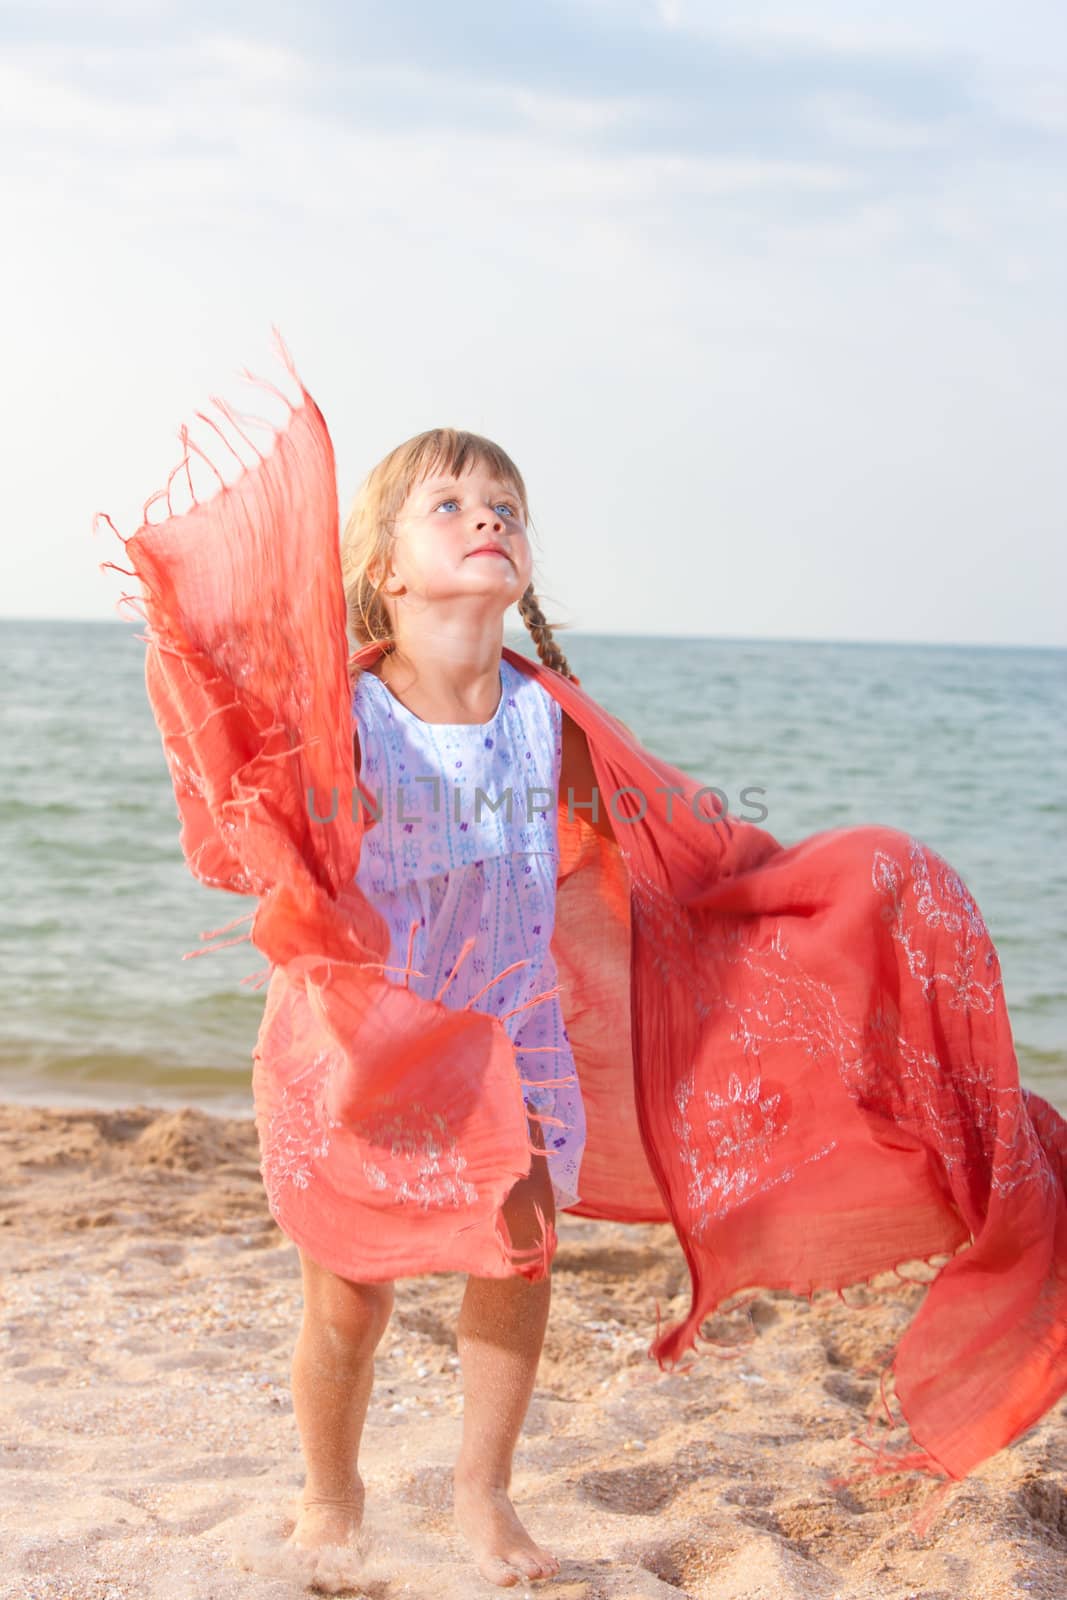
[103,343,1067,1593]
[288,431,594,1586]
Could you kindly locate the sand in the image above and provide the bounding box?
[1,1101,1064,1600]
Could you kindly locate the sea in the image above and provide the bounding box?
[2,620,1064,1118]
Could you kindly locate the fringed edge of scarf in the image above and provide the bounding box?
[92,326,315,977]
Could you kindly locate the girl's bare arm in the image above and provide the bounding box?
[559,712,617,843]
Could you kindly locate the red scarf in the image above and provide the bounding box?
[104,351,1067,1499]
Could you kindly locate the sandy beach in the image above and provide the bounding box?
[1,1100,1064,1600]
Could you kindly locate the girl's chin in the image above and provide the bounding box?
[463,557,516,574]
[418,582,521,604]
[457,568,522,588]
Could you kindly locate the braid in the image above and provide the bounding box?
[517,585,573,679]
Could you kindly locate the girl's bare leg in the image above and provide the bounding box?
[453,1119,561,1587]
[287,1255,394,1550]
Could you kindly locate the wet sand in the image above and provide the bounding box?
[1,1100,1065,1599]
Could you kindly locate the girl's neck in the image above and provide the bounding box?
[373,638,506,726]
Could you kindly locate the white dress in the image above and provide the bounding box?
[352,656,586,1209]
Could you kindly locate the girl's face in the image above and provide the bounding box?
[379,460,533,613]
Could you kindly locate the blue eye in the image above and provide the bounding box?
[434,498,518,517]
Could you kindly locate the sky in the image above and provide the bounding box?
[2,0,1065,644]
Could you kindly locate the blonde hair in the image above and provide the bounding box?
[340,428,573,683]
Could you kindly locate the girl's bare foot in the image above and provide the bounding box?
[453,1476,561,1587]
[287,1479,366,1552]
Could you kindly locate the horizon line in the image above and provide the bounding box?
[1,616,1063,652]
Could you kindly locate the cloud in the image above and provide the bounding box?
[198,34,309,84]
[4,3,1061,212]
[804,92,945,153]
[674,0,1067,69]
[0,59,177,139]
